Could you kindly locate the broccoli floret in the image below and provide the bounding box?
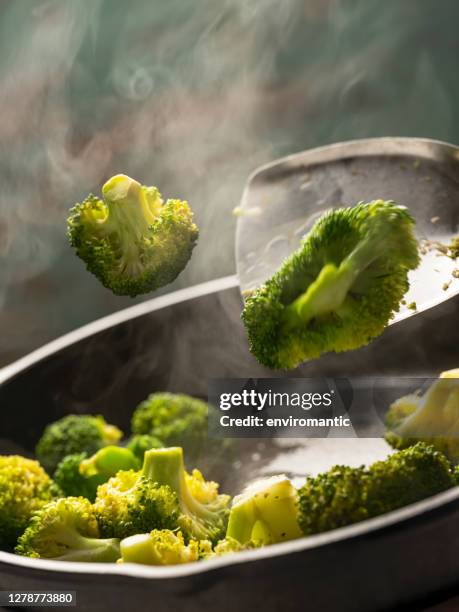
[131,393,208,461]
[120,530,199,565]
[36,414,122,474]
[226,475,302,546]
[54,447,140,502]
[126,434,163,463]
[94,450,180,540]
[385,369,459,463]
[242,200,419,369]
[67,174,199,297]
[199,536,254,559]
[0,456,56,550]
[297,443,454,536]
[143,447,230,543]
[15,497,120,562]
[131,392,232,471]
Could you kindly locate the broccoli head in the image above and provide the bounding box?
[15,497,120,562]
[67,174,199,297]
[385,369,459,463]
[126,434,163,463]
[94,450,179,540]
[298,443,454,536]
[226,475,302,546]
[36,414,122,474]
[131,393,208,460]
[54,446,140,502]
[199,536,254,559]
[120,530,199,565]
[0,456,56,550]
[143,447,230,543]
[242,200,419,369]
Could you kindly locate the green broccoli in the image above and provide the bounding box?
[53,446,140,502]
[385,369,459,463]
[94,451,180,540]
[242,200,420,369]
[297,443,454,536]
[143,447,231,543]
[199,536,254,559]
[67,174,199,297]
[36,414,122,474]
[131,393,208,462]
[0,456,56,550]
[120,530,199,565]
[126,434,163,463]
[226,475,302,546]
[15,497,120,562]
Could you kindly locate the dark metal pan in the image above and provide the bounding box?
[0,277,459,611]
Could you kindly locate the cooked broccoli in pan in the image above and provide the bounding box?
[131,393,209,462]
[67,174,199,297]
[36,414,122,474]
[242,200,419,369]
[120,529,199,565]
[226,475,302,546]
[297,443,454,536]
[0,456,56,550]
[53,446,140,502]
[15,497,120,562]
[142,447,230,544]
[126,434,163,462]
[385,369,459,463]
[94,450,180,540]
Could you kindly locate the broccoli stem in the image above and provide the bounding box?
[101,175,162,275]
[142,448,216,523]
[283,226,388,326]
[53,528,120,562]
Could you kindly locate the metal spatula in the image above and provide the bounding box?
[235,137,459,323]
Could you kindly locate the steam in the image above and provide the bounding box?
[0,0,456,362]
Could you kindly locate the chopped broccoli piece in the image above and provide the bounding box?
[298,443,454,536]
[143,447,230,543]
[36,414,122,474]
[15,497,120,562]
[67,174,199,297]
[126,434,163,463]
[54,446,140,502]
[0,456,56,550]
[131,393,208,461]
[385,369,459,463]
[120,530,199,565]
[242,200,419,369]
[131,392,233,471]
[94,450,179,540]
[226,475,302,546]
[199,536,255,559]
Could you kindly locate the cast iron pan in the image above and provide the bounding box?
[0,277,459,611]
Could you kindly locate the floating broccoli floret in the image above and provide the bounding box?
[54,447,140,502]
[242,200,420,369]
[36,414,122,474]
[126,434,163,463]
[297,443,454,536]
[226,475,302,546]
[120,530,199,565]
[385,369,459,463]
[67,174,199,297]
[0,456,56,550]
[144,447,230,543]
[94,450,179,540]
[15,497,120,562]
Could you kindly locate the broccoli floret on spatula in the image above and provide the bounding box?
[242,200,420,369]
[67,174,199,297]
